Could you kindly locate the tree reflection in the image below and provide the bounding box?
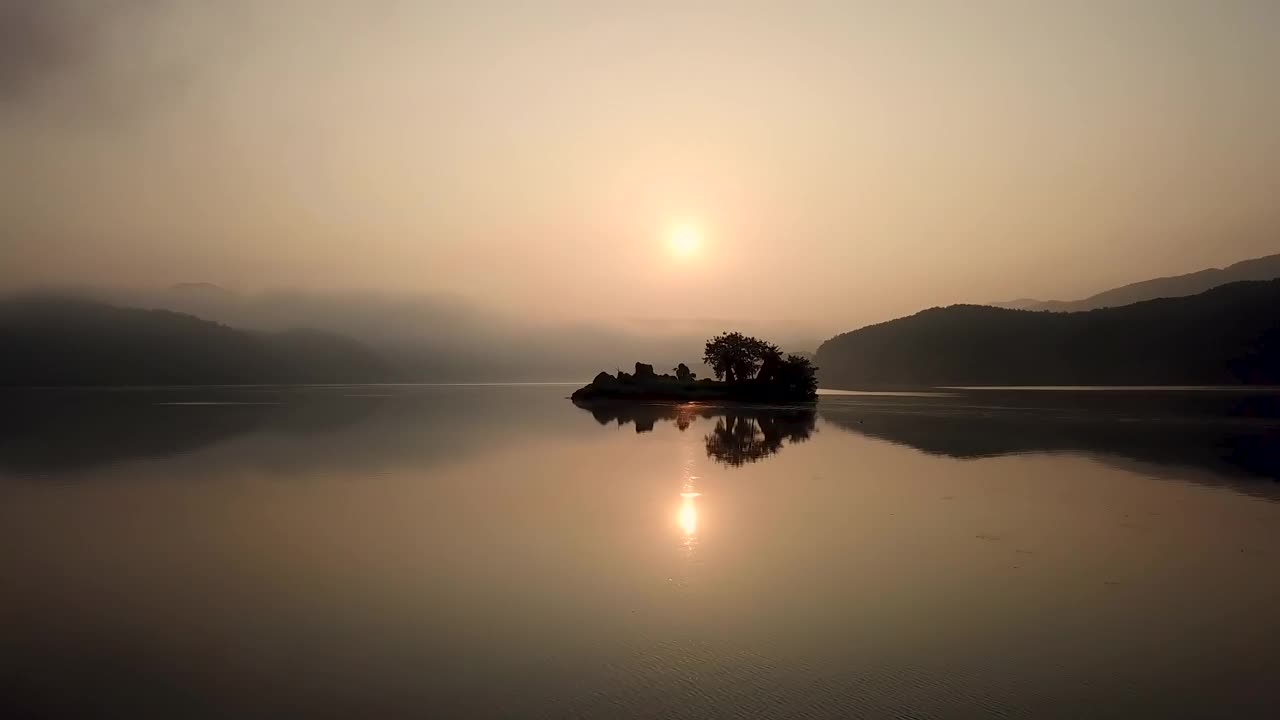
[573,400,815,466]
[703,410,816,466]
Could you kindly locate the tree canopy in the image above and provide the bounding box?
[702,331,818,399]
[703,332,780,383]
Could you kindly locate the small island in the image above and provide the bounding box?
[571,332,818,403]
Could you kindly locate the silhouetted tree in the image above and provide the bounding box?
[777,355,819,399]
[674,363,694,382]
[703,332,777,383]
[754,343,786,383]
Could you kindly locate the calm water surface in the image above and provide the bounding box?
[2,385,1279,718]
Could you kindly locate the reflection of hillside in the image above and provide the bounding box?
[818,391,1280,499]
[0,386,574,480]
[0,390,287,474]
[574,400,816,465]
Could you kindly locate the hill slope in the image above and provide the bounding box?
[0,297,389,386]
[817,280,1280,388]
[991,253,1280,312]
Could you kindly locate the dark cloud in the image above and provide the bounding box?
[0,0,161,106]
[1,1,92,100]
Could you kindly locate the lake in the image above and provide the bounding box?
[2,385,1278,718]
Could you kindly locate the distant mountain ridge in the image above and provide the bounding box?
[56,285,760,382]
[990,252,1280,312]
[0,296,389,386]
[816,279,1280,388]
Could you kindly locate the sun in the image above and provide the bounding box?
[668,223,701,257]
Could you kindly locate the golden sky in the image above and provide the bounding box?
[2,1,1278,337]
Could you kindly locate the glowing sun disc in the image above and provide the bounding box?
[669,223,701,257]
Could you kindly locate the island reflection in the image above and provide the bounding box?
[573,400,816,466]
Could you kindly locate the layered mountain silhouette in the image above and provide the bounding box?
[817,280,1280,388]
[8,250,1280,388]
[0,296,388,385]
[990,252,1280,312]
[49,284,773,382]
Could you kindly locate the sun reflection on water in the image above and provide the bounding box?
[678,491,700,537]
[674,417,703,578]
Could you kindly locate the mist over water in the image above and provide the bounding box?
[6,284,818,382]
[5,3,1280,716]
[3,385,1277,718]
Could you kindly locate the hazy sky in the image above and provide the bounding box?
[3,0,1278,337]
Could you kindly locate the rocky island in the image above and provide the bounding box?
[571,332,818,403]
